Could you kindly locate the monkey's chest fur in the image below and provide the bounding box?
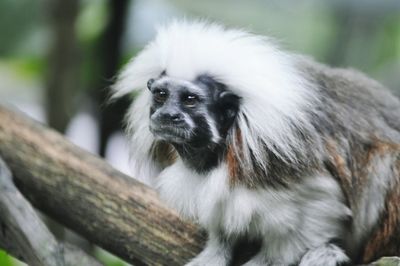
[156,159,351,261]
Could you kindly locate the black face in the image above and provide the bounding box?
[147,74,240,148]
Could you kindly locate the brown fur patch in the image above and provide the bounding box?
[225,128,312,190]
[226,143,240,187]
[325,137,400,263]
[325,139,353,206]
[361,171,400,263]
[325,137,400,210]
[226,129,251,188]
[225,128,300,189]
[150,141,177,169]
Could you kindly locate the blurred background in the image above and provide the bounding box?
[0,0,399,265]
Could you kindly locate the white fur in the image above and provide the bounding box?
[185,232,233,266]
[205,115,221,144]
[124,92,159,186]
[156,159,229,224]
[156,159,351,265]
[299,244,349,266]
[113,20,319,183]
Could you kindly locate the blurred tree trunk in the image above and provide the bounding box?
[326,5,382,68]
[91,0,131,157]
[44,0,86,247]
[45,0,80,133]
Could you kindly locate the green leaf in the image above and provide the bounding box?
[373,257,400,266]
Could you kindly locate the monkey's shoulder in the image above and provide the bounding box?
[298,57,400,110]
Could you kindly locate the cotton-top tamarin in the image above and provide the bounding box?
[112,21,400,266]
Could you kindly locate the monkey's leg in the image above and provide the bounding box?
[299,243,349,266]
[240,242,288,266]
[184,232,233,266]
[241,241,348,266]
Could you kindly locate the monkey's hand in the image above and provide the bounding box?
[185,234,232,266]
[241,243,349,266]
[298,243,349,266]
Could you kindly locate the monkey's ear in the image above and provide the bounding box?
[219,91,233,99]
[218,91,240,105]
[219,90,240,115]
[147,78,155,90]
[216,90,241,132]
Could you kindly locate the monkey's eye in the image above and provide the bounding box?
[153,90,168,103]
[182,94,198,107]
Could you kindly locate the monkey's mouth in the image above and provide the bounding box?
[149,125,192,143]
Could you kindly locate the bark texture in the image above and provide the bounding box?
[0,157,102,266]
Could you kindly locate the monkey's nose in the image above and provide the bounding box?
[160,113,184,124]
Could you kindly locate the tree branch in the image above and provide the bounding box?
[0,156,102,266]
[0,105,205,266]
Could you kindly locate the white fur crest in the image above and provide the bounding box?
[114,20,318,182]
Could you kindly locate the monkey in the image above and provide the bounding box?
[112,20,400,266]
